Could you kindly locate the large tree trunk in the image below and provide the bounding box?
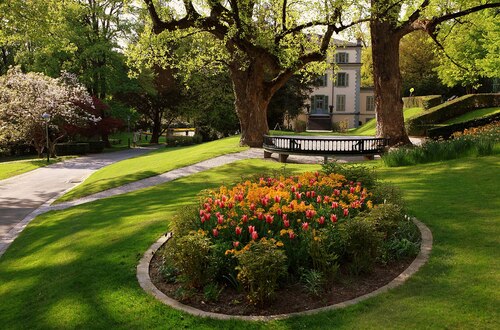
[371,21,412,146]
[229,62,271,147]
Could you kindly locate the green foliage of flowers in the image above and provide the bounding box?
[164,169,420,305]
[383,123,500,167]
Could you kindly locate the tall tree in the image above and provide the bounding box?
[369,0,500,144]
[141,0,368,147]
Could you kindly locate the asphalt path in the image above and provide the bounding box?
[0,147,157,240]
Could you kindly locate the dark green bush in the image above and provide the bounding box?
[428,113,500,139]
[403,95,442,109]
[364,203,405,239]
[236,239,287,306]
[55,142,90,155]
[339,218,384,275]
[165,134,203,147]
[370,183,405,208]
[322,162,377,188]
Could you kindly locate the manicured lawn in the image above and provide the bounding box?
[0,157,74,181]
[108,131,168,148]
[1,155,498,329]
[350,107,425,136]
[56,136,247,203]
[443,107,500,125]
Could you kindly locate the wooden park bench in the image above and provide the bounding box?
[263,135,389,163]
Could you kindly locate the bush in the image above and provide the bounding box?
[340,218,384,275]
[55,142,90,155]
[300,269,325,296]
[85,141,105,153]
[235,239,287,305]
[165,134,203,147]
[406,93,500,136]
[322,162,377,188]
[294,120,306,133]
[403,95,442,109]
[370,183,405,208]
[428,113,500,139]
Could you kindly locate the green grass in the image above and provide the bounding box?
[349,107,425,136]
[56,136,247,203]
[109,131,168,148]
[0,157,74,181]
[1,155,499,329]
[443,107,500,125]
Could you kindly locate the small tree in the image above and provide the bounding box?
[0,67,99,157]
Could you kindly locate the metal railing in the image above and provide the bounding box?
[263,135,388,155]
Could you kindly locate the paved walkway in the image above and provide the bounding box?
[0,147,158,255]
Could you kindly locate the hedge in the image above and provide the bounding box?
[406,93,500,136]
[165,134,203,147]
[403,95,442,109]
[55,143,90,156]
[428,113,500,139]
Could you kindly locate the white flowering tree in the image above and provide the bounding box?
[0,67,99,157]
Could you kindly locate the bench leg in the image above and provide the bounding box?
[264,151,272,159]
[279,154,289,163]
[364,155,375,160]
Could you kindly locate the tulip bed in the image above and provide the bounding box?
[159,165,421,309]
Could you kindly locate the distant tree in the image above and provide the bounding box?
[0,68,99,157]
[268,76,316,130]
[399,31,446,96]
[361,47,374,88]
[434,9,500,93]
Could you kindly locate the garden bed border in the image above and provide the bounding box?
[137,218,432,321]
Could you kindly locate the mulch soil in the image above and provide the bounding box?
[149,250,414,316]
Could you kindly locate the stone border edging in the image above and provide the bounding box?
[137,218,433,321]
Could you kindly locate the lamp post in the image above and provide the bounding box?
[41,113,51,163]
[127,115,131,148]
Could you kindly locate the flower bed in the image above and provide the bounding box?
[156,164,421,310]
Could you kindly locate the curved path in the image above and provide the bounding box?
[0,137,425,258]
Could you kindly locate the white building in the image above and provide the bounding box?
[299,39,375,131]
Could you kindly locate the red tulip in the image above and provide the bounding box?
[306,209,316,219]
[199,209,204,217]
[251,231,259,240]
[203,213,211,221]
[334,189,340,196]
[250,203,256,211]
[233,241,240,248]
[323,196,330,203]
[343,208,349,217]
[222,195,227,202]
[289,231,296,239]
[302,222,309,230]
[316,196,322,203]
[282,213,288,221]
[291,186,296,193]
[318,216,325,225]
[311,191,316,198]
[283,219,290,228]
[212,228,219,237]
[274,195,281,203]
[242,214,248,223]
[295,192,302,199]
[257,212,264,221]
[277,208,283,216]
[289,202,294,210]
[248,225,255,234]
[350,186,355,194]
[306,191,311,198]
[331,202,339,209]
[235,226,242,235]
[265,214,274,224]
[330,214,338,223]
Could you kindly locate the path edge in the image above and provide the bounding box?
[137,217,433,321]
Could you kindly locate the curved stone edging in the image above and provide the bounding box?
[137,218,433,321]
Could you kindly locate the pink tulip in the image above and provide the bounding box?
[250,203,256,211]
[265,214,274,224]
[242,214,248,223]
[343,208,349,217]
[350,187,355,194]
[212,228,219,237]
[283,219,290,228]
[331,202,339,209]
[306,191,311,198]
[233,241,240,248]
[282,213,288,221]
[289,231,296,239]
[257,212,264,221]
[302,222,309,230]
[248,225,255,234]
[316,196,322,203]
[330,214,338,223]
[334,189,340,196]
[274,195,281,203]
[318,216,325,225]
[277,209,283,216]
[235,226,242,235]
[251,231,259,240]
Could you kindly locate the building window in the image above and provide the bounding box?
[335,52,349,63]
[316,74,328,87]
[336,95,346,112]
[366,96,375,111]
[311,95,329,114]
[335,73,349,87]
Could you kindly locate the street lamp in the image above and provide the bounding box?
[41,113,51,163]
[127,115,131,148]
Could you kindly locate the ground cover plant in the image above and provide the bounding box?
[158,163,420,309]
[0,156,499,328]
[56,135,247,203]
[383,121,500,167]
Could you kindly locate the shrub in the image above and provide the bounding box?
[402,95,442,109]
[370,183,405,208]
[55,142,90,155]
[165,134,203,147]
[168,232,214,289]
[300,269,325,296]
[235,239,287,305]
[340,218,384,275]
[365,203,406,239]
[322,162,377,188]
[203,283,223,302]
[294,120,306,133]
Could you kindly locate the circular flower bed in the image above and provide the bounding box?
[155,164,421,312]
